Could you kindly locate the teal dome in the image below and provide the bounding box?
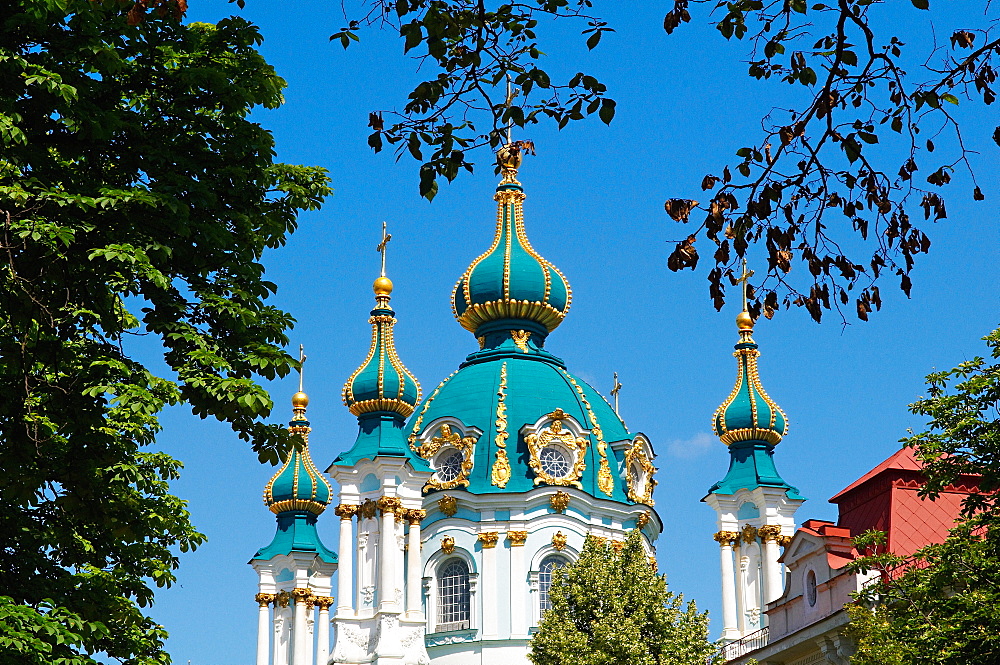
[451,160,571,336]
[263,395,332,515]
[712,316,788,446]
[343,278,421,418]
[407,314,633,502]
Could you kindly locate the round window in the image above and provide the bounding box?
[540,446,572,478]
[805,569,817,607]
[437,450,464,482]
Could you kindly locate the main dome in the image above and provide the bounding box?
[451,146,571,335]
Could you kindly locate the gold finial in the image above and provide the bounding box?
[735,258,755,332]
[373,222,394,299]
[292,345,309,416]
[611,372,623,414]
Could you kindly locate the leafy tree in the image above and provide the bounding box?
[331,0,998,321]
[529,530,717,665]
[0,2,330,663]
[848,327,1000,664]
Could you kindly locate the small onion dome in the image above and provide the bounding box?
[451,146,571,336]
[263,392,332,515]
[342,277,422,418]
[712,311,789,446]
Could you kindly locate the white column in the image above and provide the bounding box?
[316,600,331,665]
[509,532,528,638]
[379,500,398,612]
[336,506,355,616]
[274,606,290,665]
[762,533,783,603]
[716,533,740,641]
[256,595,271,665]
[480,532,499,639]
[292,591,309,665]
[406,513,423,617]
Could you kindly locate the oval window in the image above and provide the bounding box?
[436,450,464,482]
[806,569,817,607]
[540,446,571,478]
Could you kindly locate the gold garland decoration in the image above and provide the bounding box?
[491,362,512,488]
[562,371,614,496]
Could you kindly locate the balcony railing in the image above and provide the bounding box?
[710,627,769,663]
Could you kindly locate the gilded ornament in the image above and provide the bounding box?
[313,596,335,610]
[758,524,782,542]
[713,530,739,547]
[506,531,528,546]
[477,335,486,350]
[777,535,794,548]
[649,557,658,573]
[438,495,458,517]
[420,423,477,492]
[477,532,499,549]
[359,498,377,520]
[255,592,276,607]
[552,531,568,551]
[510,329,531,352]
[491,362,512,488]
[549,490,570,513]
[376,496,402,516]
[597,456,615,496]
[741,524,759,544]
[526,414,588,488]
[275,590,291,608]
[636,511,651,528]
[624,436,657,506]
[588,534,607,546]
[441,536,456,554]
[334,503,360,520]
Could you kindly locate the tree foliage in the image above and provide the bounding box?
[333,0,998,321]
[0,2,331,663]
[848,327,1000,665]
[529,530,717,665]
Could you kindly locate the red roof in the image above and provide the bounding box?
[829,447,923,502]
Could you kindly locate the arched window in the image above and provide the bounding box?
[538,556,568,615]
[437,559,470,631]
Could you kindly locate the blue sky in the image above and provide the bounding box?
[144,2,997,662]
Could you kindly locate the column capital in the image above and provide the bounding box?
[404,508,427,524]
[313,595,335,610]
[478,532,499,549]
[506,530,528,546]
[758,524,783,542]
[255,592,276,607]
[713,530,739,547]
[777,534,794,547]
[291,587,313,604]
[376,495,403,515]
[334,503,360,520]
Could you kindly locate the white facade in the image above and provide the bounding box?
[706,486,803,641]
[327,456,434,665]
[251,549,337,665]
[416,486,658,665]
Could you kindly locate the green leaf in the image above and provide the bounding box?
[599,98,616,125]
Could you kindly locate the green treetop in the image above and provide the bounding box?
[530,529,718,665]
[0,2,330,663]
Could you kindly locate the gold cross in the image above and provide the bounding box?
[735,258,754,312]
[298,344,307,392]
[610,372,623,414]
[376,221,391,277]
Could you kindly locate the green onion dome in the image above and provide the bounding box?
[712,312,788,446]
[342,277,422,418]
[263,392,333,515]
[408,147,652,503]
[451,145,571,337]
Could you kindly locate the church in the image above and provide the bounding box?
[244,143,967,665]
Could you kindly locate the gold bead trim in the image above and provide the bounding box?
[560,371,614,497]
[408,371,458,450]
